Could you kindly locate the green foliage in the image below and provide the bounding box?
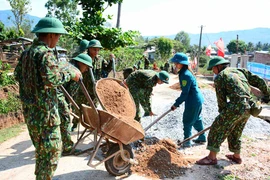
[198,55,210,68]
[156,37,173,60]
[172,40,185,53]
[0,92,21,114]
[7,0,31,32]
[227,40,247,54]
[0,61,16,87]
[0,123,24,143]
[174,31,190,50]
[99,47,144,71]
[45,0,80,27]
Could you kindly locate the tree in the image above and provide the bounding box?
[247,42,254,52]
[172,40,185,53]
[174,31,190,51]
[227,40,246,54]
[156,37,173,60]
[45,0,80,27]
[7,0,31,33]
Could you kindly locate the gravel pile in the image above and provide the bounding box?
[141,88,270,141]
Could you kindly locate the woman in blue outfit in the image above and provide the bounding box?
[170,52,206,147]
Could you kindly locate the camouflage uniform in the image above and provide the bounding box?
[14,38,78,179]
[126,70,157,121]
[92,56,102,80]
[56,57,81,153]
[207,67,270,153]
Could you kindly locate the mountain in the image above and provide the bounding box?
[146,28,270,47]
[0,10,40,28]
[1,10,270,47]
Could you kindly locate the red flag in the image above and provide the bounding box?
[214,38,225,57]
[206,45,211,56]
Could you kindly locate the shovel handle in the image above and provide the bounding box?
[178,126,211,145]
[144,109,172,132]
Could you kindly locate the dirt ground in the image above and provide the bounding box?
[0,73,270,180]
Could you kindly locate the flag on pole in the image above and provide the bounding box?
[214,38,225,57]
[206,45,211,56]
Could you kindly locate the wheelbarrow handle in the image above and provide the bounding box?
[144,109,172,132]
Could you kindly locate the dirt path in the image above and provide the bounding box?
[0,74,270,180]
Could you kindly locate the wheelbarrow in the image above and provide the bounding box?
[61,74,145,176]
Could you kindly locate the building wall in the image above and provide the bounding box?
[254,52,270,65]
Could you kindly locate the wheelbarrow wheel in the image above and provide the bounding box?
[105,144,134,176]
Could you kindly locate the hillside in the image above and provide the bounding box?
[0,10,40,28]
[1,10,270,47]
[146,28,270,47]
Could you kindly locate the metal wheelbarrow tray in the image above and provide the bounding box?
[63,77,144,176]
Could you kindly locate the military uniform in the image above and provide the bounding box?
[14,39,77,179]
[14,17,79,180]
[207,67,270,153]
[126,70,158,121]
[170,52,206,147]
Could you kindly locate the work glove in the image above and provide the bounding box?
[261,96,270,104]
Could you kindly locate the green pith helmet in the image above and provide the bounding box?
[73,53,93,67]
[207,56,230,70]
[156,70,170,84]
[79,39,89,52]
[170,52,189,65]
[88,39,103,48]
[31,17,67,34]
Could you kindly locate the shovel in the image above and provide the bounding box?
[144,109,172,132]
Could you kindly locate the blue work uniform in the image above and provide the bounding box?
[174,68,206,146]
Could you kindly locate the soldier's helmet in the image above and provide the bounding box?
[156,70,170,84]
[73,53,93,68]
[170,52,189,65]
[88,39,103,48]
[207,56,230,70]
[79,39,89,52]
[31,17,67,34]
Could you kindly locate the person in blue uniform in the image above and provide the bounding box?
[170,52,206,147]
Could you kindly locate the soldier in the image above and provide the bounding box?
[170,52,206,148]
[14,17,81,179]
[196,56,270,165]
[125,70,170,122]
[71,39,103,131]
[143,55,150,69]
[59,54,93,155]
[87,39,103,80]
[72,39,89,57]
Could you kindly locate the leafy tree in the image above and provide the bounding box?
[7,0,31,33]
[156,37,173,60]
[78,0,138,50]
[247,42,254,52]
[172,40,185,53]
[227,40,247,54]
[0,21,6,40]
[45,0,80,27]
[174,31,190,51]
[255,41,262,51]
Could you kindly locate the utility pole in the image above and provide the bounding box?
[197,25,203,72]
[236,34,239,54]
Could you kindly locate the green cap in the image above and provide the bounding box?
[73,53,93,67]
[170,52,189,65]
[88,39,103,48]
[79,39,89,52]
[31,17,67,34]
[156,70,170,84]
[207,56,230,70]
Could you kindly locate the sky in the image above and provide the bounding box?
[1,0,270,36]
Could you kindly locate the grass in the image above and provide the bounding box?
[0,123,25,143]
[218,174,241,180]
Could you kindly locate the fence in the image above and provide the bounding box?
[247,62,270,80]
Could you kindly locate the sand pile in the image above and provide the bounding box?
[131,138,192,179]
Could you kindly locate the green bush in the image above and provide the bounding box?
[0,92,21,114]
[0,60,16,87]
